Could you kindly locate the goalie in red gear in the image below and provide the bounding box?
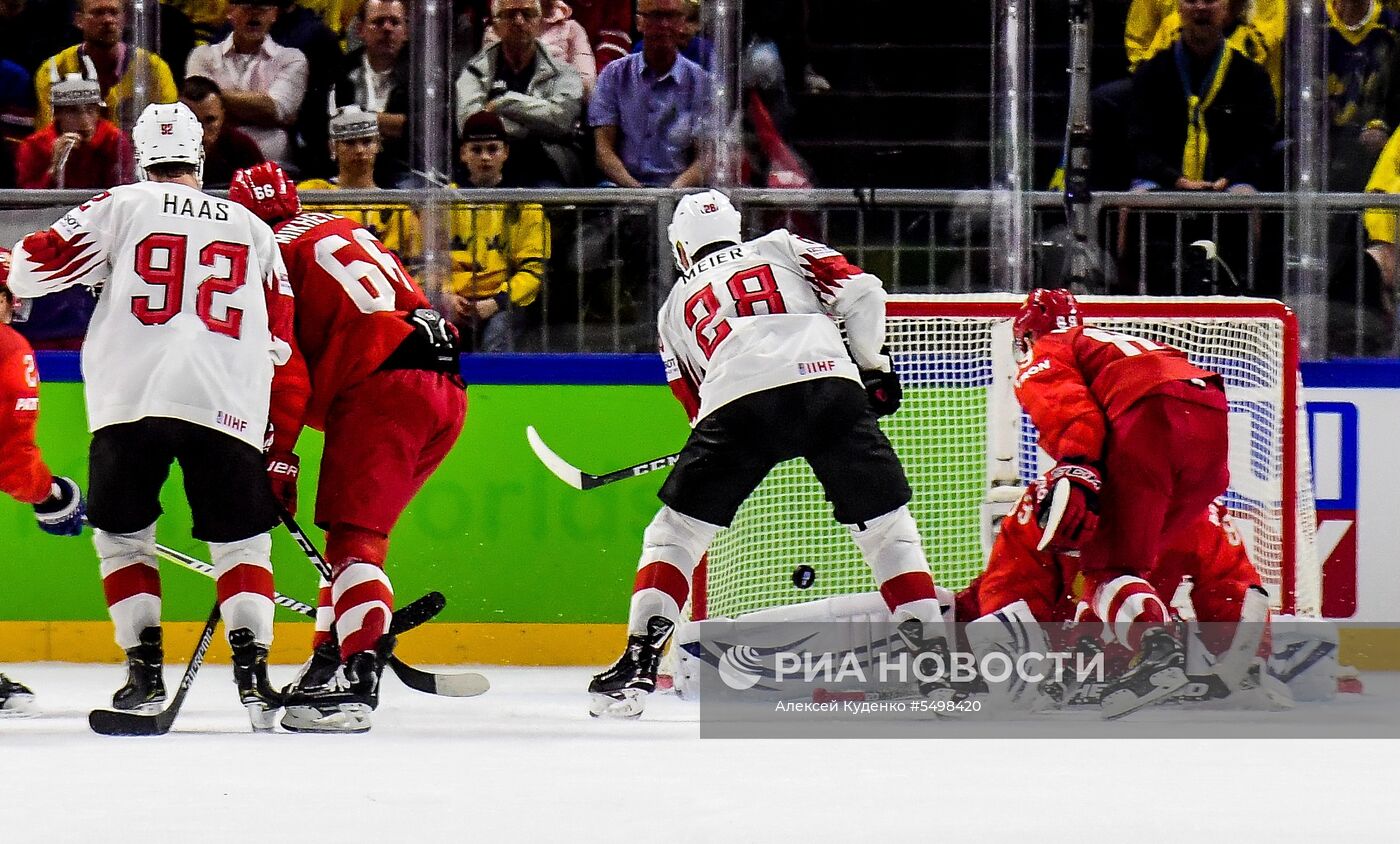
[1012,288,1231,714]
[230,162,466,733]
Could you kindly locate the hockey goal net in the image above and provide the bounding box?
[694,295,1319,622]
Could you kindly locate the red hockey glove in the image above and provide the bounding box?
[229,162,301,224]
[265,450,300,518]
[1035,460,1101,553]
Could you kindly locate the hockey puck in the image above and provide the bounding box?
[792,564,816,590]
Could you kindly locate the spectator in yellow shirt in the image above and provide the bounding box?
[36,0,178,136]
[444,110,550,352]
[1126,0,1283,107]
[296,104,422,264]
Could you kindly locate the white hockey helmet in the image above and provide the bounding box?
[132,101,205,185]
[668,189,741,272]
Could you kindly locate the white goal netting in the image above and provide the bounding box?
[699,295,1319,621]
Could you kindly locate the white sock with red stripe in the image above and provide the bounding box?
[628,506,720,635]
[333,561,394,659]
[311,578,333,649]
[850,506,946,631]
[95,524,161,651]
[1091,574,1169,650]
[209,533,275,645]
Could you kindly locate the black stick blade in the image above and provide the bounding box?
[88,708,173,736]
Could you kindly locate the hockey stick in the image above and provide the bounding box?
[526,425,679,490]
[88,601,221,737]
[276,511,490,698]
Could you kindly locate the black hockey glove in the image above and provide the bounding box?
[860,347,902,417]
[34,476,85,537]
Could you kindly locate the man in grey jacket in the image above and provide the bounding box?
[455,0,584,186]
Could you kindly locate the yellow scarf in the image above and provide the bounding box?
[1176,40,1234,182]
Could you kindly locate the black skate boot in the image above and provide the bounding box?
[1101,626,1189,719]
[588,616,674,719]
[1038,636,1109,709]
[282,634,395,734]
[229,628,282,732]
[0,673,36,716]
[895,618,958,702]
[281,638,342,698]
[113,626,166,712]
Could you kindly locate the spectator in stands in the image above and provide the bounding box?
[0,53,34,188]
[485,0,597,97]
[298,105,422,263]
[1126,0,1283,107]
[0,0,78,78]
[186,0,310,170]
[1129,0,1276,195]
[334,0,413,187]
[169,0,233,46]
[1346,127,1400,354]
[444,109,549,352]
[36,0,179,136]
[266,1,344,179]
[570,0,633,73]
[15,68,126,189]
[160,3,197,88]
[589,0,709,188]
[180,75,266,189]
[456,0,585,187]
[632,0,713,70]
[1328,0,1400,192]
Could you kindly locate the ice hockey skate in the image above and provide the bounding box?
[282,635,394,733]
[0,673,36,716]
[589,616,674,719]
[894,618,959,702]
[1101,627,1190,719]
[229,628,282,731]
[112,626,166,712]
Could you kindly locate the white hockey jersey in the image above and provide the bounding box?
[8,181,293,450]
[658,229,889,424]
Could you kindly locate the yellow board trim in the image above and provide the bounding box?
[0,622,629,666]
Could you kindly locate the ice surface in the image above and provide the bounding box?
[3,663,1398,842]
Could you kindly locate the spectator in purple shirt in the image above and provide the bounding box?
[587,0,709,188]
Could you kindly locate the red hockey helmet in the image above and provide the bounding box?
[229,161,301,225]
[1013,288,1082,357]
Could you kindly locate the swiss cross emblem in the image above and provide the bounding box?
[160,123,173,135]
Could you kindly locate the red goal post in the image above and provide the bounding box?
[691,294,1319,624]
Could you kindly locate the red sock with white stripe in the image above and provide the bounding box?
[95,525,161,650]
[1090,574,1169,651]
[311,578,333,650]
[326,525,394,659]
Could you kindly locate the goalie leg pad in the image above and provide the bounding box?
[95,523,161,650]
[850,506,942,625]
[966,600,1052,710]
[630,507,719,633]
[208,533,275,645]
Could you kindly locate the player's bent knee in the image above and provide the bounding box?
[641,507,720,568]
[848,505,921,562]
[207,533,274,576]
[94,522,157,575]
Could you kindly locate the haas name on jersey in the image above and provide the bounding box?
[161,194,230,222]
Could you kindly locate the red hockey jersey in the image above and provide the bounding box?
[962,485,1258,623]
[1013,325,1220,462]
[0,324,54,504]
[268,212,432,446]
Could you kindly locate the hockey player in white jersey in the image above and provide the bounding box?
[7,102,303,730]
[589,189,952,717]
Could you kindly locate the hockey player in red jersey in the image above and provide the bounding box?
[9,103,296,728]
[589,189,950,718]
[229,162,465,733]
[0,247,87,716]
[1011,288,1231,714]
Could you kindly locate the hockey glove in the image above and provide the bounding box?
[860,347,903,417]
[1035,461,1102,553]
[34,476,84,537]
[265,450,300,518]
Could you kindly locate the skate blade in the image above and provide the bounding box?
[588,689,646,719]
[245,702,280,733]
[0,695,38,717]
[281,703,372,734]
[1101,667,1189,720]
